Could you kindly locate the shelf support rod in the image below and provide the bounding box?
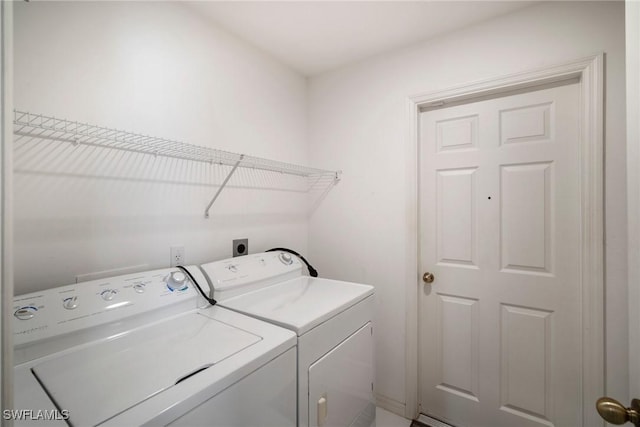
[204,154,244,219]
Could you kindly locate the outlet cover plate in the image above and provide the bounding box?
[170,246,185,267]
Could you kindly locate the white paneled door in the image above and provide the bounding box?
[419,82,581,427]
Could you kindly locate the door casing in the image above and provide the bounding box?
[626,0,640,402]
[404,54,604,426]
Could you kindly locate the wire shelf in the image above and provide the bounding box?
[13,110,339,178]
[13,110,341,217]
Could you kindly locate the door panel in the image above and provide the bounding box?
[500,162,553,274]
[436,115,479,152]
[499,102,553,145]
[419,83,581,427]
[436,168,478,267]
[499,304,553,424]
[436,294,480,402]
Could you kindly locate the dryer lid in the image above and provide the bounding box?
[220,276,374,335]
[31,311,261,427]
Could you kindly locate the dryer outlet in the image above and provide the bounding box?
[233,239,248,257]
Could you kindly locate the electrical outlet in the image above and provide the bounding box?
[233,239,248,257]
[170,246,185,267]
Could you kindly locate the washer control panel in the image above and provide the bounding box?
[13,266,202,347]
[200,251,303,301]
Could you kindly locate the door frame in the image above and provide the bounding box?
[404,54,604,426]
[626,0,640,401]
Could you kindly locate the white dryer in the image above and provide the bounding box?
[12,266,297,426]
[200,251,375,427]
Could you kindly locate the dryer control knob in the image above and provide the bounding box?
[14,306,37,320]
[63,296,79,310]
[166,271,188,292]
[279,252,293,265]
[133,283,146,294]
[101,289,117,301]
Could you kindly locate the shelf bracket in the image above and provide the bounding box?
[204,155,244,219]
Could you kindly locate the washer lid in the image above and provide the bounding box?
[31,311,261,427]
[220,277,374,335]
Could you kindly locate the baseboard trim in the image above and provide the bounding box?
[375,393,406,418]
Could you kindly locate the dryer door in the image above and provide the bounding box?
[308,322,374,427]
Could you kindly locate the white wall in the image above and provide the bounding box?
[308,1,627,412]
[13,2,309,293]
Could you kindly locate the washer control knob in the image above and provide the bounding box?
[227,264,238,273]
[14,306,37,320]
[166,271,188,292]
[100,289,117,301]
[279,252,293,265]
[63,296,79,310]
[133,283,146,294]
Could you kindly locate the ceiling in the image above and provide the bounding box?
[186,1,536,76]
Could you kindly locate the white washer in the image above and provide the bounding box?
[200,252,375,427]
[12,266,297,426]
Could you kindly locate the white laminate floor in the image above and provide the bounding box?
[376,407,412,427]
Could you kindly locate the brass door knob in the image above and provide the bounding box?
[596,397,640,426]
[423,272,435,284]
